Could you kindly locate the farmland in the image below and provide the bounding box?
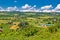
[0,12,60,40]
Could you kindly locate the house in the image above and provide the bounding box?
[40,24,54,28]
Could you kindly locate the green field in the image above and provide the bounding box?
[0,12,60,40]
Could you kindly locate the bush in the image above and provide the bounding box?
[18,22,29,28]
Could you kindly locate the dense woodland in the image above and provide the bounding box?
[0,12,60,40]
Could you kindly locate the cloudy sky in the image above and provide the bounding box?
[0,0,60,12]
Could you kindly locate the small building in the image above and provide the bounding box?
[40,24,54,28]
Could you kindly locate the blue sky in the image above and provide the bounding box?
[0,0,60,12]
[0,0,60,8]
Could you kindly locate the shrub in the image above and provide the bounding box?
[18,22,29,28]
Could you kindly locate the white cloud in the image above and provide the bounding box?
[22,4,31,9]
[42,10,52,12]
[0,4,60,12]
[33,5,36,7]
[0,7,5,11]
[55,4,60,10]
[40,5,53,12]
[6,6,19,11]
[14,1,17,3]
[41,5,52,10]
[0,7,3,10]
[21,4,36,10]
[52,4,60,12]
[20,9,40,12]
[21,4,40,12]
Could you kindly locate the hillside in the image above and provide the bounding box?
[0,12,60,40]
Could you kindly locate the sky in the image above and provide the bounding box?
[0,0,60,12]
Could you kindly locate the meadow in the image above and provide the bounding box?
[0,12,60,40]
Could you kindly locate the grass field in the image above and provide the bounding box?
[0,12,60,40]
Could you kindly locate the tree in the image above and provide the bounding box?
[18,21,29,28]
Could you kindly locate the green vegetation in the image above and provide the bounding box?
[0,12,60,40]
